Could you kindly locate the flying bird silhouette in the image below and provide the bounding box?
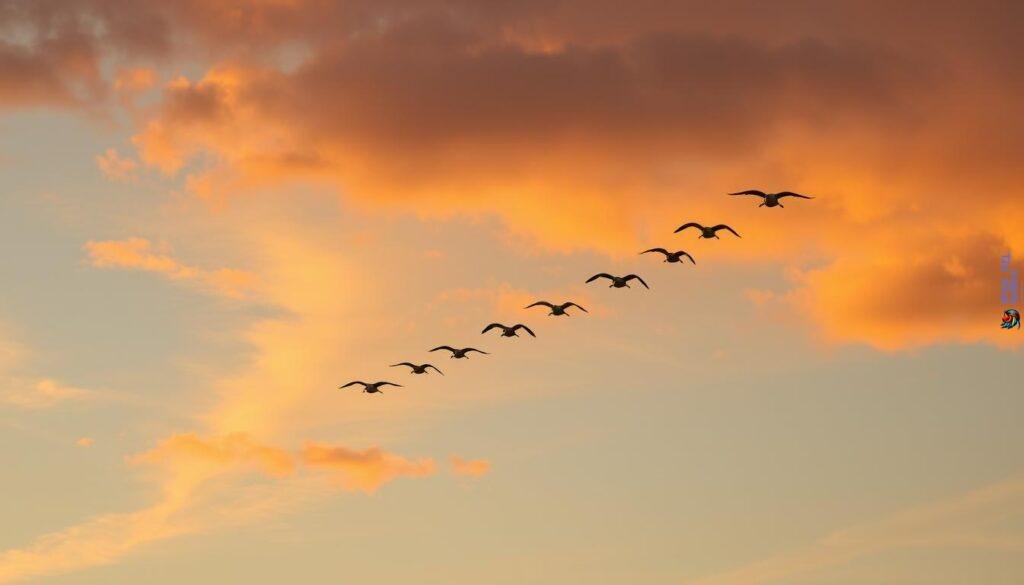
[525,300,588,316]
[586,273,650,289]
[674,222,741,239]
[482,323,536,337]
[429,345,490,359]
[338,380,402,394]
[729,189,814,208]
[390,362,444,375]
[641,248,695,264]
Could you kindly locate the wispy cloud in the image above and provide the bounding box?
[687,475,1024,585]
[95,148,139,183]
[450,455,491,478]
[84,238,258,299]
[0,378,96,409]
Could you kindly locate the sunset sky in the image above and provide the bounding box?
[2,1,1024,583]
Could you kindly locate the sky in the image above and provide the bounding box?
[1,1,1023,583]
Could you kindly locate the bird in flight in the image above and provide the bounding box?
[586,273,650,289]
[482,323,536,338]
[524,300,588,316]
[338,380,402,394]
[729,189,814,208]
[641,248,695,264]
[674,222,741,239]
[429,345,490,359]
[390,362,444,375]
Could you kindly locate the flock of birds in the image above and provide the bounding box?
[339,189,814,394]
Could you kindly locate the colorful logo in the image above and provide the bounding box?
[1002,309,1021,330]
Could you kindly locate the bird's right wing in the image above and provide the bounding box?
[481,323,504,334]
[586,273,614,283]
[390,362,415,369]
[641,248,669,256]
[339,381,365,389]
[674,222,703,233]
[430,345,456,353]
[729,190,767,197]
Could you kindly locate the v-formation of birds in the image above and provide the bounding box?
[339,189,814,393]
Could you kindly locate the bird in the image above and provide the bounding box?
[674,222,741,239]
[429,345,490,359]
[586,273,650,289]
[482,323,536,337]
[338,380,402,394]
[641,248,695,264]
[390,362,444,375]
[729,189,814,208]
[524,300,588,316]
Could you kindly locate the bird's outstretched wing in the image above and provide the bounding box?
[563,302,588,313]
[641,247,669,257]
[776,191,814,199]
[586,273,615,283]
[425,364,444,375]
[390,362,416,369]
[712,224,741,238]
[729,190,767,197]
[430,345,456,354]
[674,222,703,233]
[339,381,366,389]
[525,301,556,310]
[464,347,489,355]
[379,381,403,388]
[679,251,696,264]
[482,323,506,334]
[624,274,650,289]
[513,324,536,337]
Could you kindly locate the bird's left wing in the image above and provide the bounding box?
[514,324,537,337]
[625,274,650,289]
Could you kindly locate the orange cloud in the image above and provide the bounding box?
[113,67,157,93]
[302,443,437,493]
[84,238,258,299]
[133,432,296,478]
[113,4,1024,350]
[789,232,1021,351]
[450,456,491,478]
[95,148,138,183]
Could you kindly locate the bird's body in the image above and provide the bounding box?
[429,345,490,359]
[390,362,444,375]
[586,273,650,289]
[729,190,814,208]
[674,222,741,239]
[482,323,536,338]
[525,300,588,316]
[338,380,402,394]
[641,248,695,264]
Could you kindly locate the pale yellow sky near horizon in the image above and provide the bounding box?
[2,1,1024,583]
